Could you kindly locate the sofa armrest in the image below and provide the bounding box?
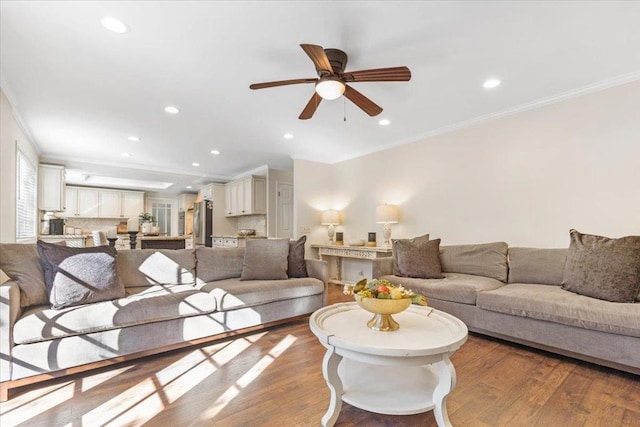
[1,280,21,382]
[372,258,393,278]
[305,259,328,285]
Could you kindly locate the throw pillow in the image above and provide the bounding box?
[393,237,444,279]
[562,230,640,303]
[240,239,290,280]
[36,241,125,309]
[0,243,49,307]
[287,235,308,278]
[392,233,429,276]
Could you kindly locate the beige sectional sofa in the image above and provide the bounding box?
[0,244,327,401]
[375,242,640,375]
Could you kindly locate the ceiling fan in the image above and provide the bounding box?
[249,44,411,120]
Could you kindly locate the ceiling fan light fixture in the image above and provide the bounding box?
[315,77,345,100]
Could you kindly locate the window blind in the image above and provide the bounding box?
[16,150,37,240]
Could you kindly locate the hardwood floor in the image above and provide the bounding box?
[1,285,639,427]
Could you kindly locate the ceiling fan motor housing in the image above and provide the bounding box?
[322,48,348,75]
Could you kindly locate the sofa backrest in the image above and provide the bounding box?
[195,247,245,282]
[507,247,567,285]
[440,242,509,282]
[117,249,197,287]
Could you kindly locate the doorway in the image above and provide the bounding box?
[276,182,293,239]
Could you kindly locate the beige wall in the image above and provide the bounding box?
[294,80,640,248]
[0,89,40,243]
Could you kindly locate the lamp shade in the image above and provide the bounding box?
[315,78,345,100]
[321,209,340,225]
[376,204,399,224]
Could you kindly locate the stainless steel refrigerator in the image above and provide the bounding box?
[193,200,212,247]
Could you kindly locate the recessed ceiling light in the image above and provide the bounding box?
[128,136,140,142]
[164,106,180,114]
[120,152,130,157]
[483,78,501,89]
[186,186,193,189]
[101,17,129,34]
[378,119,391,126]
[210,150,220,155]
[283,133,294,140]
[192,162,200,167]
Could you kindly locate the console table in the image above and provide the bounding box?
[310,244,392,284]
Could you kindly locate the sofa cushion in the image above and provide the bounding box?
[198,277,324,312]
[440,242,508,282]
[13,284,217,345]
[0,243,48,307]
[380,272,504,305]
[392,233,429,276]
[36,241,125,309]
[562,230,640,303]
[195,247,244,282]
[393,237,444,279]
[287,235,308,278]
[240,239,289,280]
[117,249,196,287]
[477,283,640,338]
[508,247,567,285]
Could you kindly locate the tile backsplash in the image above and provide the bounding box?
[57,218,132,237]
[237,215,266,236]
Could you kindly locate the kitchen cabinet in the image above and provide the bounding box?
[64,187,100,217]
[99,190,121,217]
[38,164,65,212]
[200,184,214,201]
[178,193,196,211]
[63,186,144,218]
[121,191,144,218]
[224,176,266,217]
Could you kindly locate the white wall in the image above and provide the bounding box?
[0,89,40,243]
[294,80,640,249]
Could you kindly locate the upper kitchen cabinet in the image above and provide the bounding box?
[38,164,65,211]
[178,193,196,211]
[64,187,99,217]
[225,176,266,217]
[63,186,143,218]
[199,184,214,201]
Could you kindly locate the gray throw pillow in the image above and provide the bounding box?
[393,237,444,279]
[240,239,290,280]
[561,230,640,303]
[37,241,125,309]
[287,235,308,278]
[0,243,49,307]
[392,233,429,275]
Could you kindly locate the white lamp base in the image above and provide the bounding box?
[327,224,336,244]
[382,223,392,248]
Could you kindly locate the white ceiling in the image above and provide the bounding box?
[2,1,640,194]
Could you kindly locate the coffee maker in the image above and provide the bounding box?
[49,218,65,235]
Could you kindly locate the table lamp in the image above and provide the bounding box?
[376,204,399,248]
[321,209,340,244]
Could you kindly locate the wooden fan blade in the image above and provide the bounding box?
[342,66,411,82]
[300,44,334,74]
[299,92,322,120]
[250,78,317,90]
[343,85,383,117]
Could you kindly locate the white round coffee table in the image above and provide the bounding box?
[309,302,468,427]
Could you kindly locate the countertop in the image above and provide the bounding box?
[211,235,267,239]
[116,234,192,240]
[39,234,89,239]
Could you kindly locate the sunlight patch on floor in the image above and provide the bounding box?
[80,336,257,426]
[197,333,298,422]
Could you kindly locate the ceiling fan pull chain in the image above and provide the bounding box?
[343,97,347,122]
